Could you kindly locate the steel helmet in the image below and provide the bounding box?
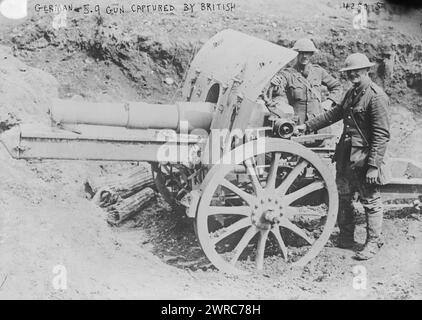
[339,53,375,72]
[292,38,318,52]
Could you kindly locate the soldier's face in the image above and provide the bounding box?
[346,68,368,86]
[297,52,314,65]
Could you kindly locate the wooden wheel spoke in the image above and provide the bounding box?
[256,229,269,270]
[230,226,257,265]
[220,179,255,205]
[266,152,281,191]
[271,227,288,260]
[279,219,314,245]
[207,206,251,217]
[161,165,170,175]
[276,160,308,195]
[211,218,251,245]
[284,206,325,219]
[283,181,325,205]
[244,158,263,195]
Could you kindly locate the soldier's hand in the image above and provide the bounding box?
[321,100,334,111]
[294,124,307,136]
[366,166,379,184]
[270,75,283,86]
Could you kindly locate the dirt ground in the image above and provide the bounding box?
[0,0,421,299]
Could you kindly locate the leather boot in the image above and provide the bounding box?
[354,237,383,260]
[355,189,384,259]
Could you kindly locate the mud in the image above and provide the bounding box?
[0,0,421,299]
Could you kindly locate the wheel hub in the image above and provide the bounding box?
[251,195,284,229]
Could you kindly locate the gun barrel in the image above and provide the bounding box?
[50,99,215,132]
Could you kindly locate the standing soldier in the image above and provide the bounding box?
[270,38,343,132]
[297,53,390,260]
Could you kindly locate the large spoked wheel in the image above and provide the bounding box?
[195,138,338,275]
[151,163,192,207]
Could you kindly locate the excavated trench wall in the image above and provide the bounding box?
[5,15,421,104]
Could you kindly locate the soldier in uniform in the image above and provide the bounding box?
[297,53,390,260]
[270,38,343,131]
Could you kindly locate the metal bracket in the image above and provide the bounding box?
[183,189,202,218]
[14,145,26,152]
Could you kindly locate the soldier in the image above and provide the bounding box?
[297,53,390,260]
[270,38,343,130]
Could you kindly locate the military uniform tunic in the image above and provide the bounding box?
[272,63,343,125]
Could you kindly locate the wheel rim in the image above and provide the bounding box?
[195,138,338,275]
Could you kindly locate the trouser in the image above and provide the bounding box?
[336,164,383,241]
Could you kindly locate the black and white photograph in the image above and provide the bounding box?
[0,0,421,302]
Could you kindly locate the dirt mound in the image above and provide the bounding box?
[0,44,192,299]
[3,2,420,110]
[388,105,422,162]
[0,45,58,131]
[0,152,195,299]
[4,1,420,105]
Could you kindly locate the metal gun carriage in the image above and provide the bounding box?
[2,30,421,275]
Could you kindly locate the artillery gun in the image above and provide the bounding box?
[2,30,421,275]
